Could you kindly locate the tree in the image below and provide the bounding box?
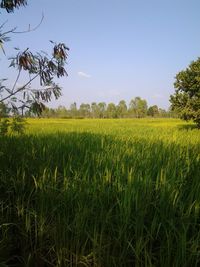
[41,107,56,118]
[170,58,200,128]
[79,103,91,118]
[56,105,68,118]
[129,97,148,118]
[0,0,69,116]
[98,102,106,118]
[106,102,117,118]
[147,105,159,117]
[117,100,127,118]
[69,102,77,118]
[91,102,98,118]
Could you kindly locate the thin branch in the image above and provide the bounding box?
[0,20,8,30]
[0,27,17,37]
[12,13,44,34]
[11,68,21,93]
[0,73,39,103]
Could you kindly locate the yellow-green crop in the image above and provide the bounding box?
[0,118,200,266]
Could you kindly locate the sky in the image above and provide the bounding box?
[1,0,200,109]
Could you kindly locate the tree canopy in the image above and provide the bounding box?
[170,58,200,128]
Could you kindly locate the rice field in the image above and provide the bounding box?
[0,118,200,267]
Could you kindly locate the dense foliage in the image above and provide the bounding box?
[170,58,200,128]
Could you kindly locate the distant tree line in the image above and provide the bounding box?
[15,96,177,119]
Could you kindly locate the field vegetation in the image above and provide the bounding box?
[0,118,200,267]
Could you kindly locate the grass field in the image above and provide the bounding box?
[0,118,200,267]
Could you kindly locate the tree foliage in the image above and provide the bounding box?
[129,97,147,118]
[147,105,159,117]
[117,100,127,118]
[170,58,200,128]
[0,0,69,116]
[0,0,27,13]
[39,98,173,119]
[0,102,9,117]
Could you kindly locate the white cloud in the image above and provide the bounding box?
[78,71,91,78]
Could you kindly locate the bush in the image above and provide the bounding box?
[0,117,26,136]
[0,118,9,135]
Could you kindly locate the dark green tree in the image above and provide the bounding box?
[147,105,159,117]
[170,58,200,128]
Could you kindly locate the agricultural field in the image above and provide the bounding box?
[0,118,200,267]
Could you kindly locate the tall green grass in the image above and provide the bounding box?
[0,118,200,266]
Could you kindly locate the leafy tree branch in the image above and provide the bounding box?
[0,0,69,116]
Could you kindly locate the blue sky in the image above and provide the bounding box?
[1,0,200,109]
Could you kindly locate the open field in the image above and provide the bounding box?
[0,118,200,267]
